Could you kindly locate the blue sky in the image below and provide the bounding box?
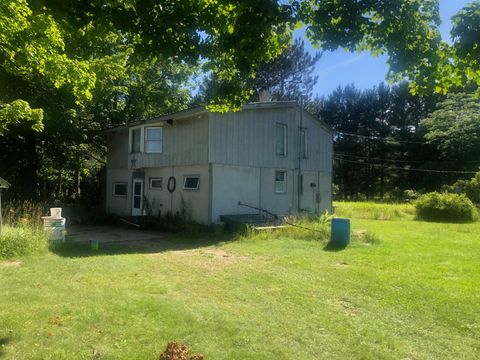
[300,0,472,97]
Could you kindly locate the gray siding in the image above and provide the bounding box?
[208,106,332,173]
[128,114,209,169]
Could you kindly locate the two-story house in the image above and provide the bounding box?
[105,101,333,225]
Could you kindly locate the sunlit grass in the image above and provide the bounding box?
[1,204,479,359]
[334,201,415,220]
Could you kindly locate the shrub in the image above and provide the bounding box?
[0,226,49,259]
[415,192,478,223]
[451,170,480,206]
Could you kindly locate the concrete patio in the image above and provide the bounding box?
[66,225,165,246]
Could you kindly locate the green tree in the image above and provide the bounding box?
[195,38,321,103]
[422,93,480,167]
[308,83,441,199]
[0,0,94,134]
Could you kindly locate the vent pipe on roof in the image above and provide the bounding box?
[259,90,271,102]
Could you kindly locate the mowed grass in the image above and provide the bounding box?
[1,204,480,359]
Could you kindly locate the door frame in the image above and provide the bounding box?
[132,178,144,216]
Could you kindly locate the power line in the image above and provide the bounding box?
[334,156,478,175]
[336,131,426,145]
[334,152,480,165]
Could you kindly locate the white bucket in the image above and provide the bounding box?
[50,208,62,218]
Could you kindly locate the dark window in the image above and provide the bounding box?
[275,171,287,193]
[183,175,200,190]
[133,196,141,208]
[113,182,127,196]
[150,177,163,189]
[301,128,308,159]
[131,128,141,153]
[276,123,287,156]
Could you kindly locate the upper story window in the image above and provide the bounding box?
[131,128,141,153]
[301,128,309,159]
[145,127,163,153]
[276,123,287,156]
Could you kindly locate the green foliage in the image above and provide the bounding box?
[298,0,445,93]
[415,192,478,223]
[450,2,480,94]
[0,226,48,259]
[449,169,480,206]
[0,100,43,135]
[422,93,480,165]
[334,201,415,221]
[197,38,321,104]
[308,82,440,199]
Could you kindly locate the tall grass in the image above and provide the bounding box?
[334,201,415,221]
[238,213,332,242]
[2,200,47,229]
[0,226,48,259]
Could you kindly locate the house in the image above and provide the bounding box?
[105,101,333,224]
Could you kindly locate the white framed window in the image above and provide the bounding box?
[301,128,308,159]
[130,128,141,153]
[183,175,200,190]
[276,123,287,156]
[149,177,163,189]
[275,170,287,194]
[145,127,163,153]
[113,182,127,197]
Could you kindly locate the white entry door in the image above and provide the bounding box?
[132,179,143,216]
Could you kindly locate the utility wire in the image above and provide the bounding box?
[334,157,478,175]
[336,131,427,145]
[334,152,480,165]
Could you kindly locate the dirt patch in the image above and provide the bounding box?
[145,247,251,273]
[332,298,360,317]
[0,260,21,268]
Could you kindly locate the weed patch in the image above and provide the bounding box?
[0,226,48,259]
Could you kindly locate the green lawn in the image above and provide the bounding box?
[1,206,480,359]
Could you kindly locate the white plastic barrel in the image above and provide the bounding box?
[42,208,66,242]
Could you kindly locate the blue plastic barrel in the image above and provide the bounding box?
[331,218,350,246]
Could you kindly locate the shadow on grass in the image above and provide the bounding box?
[0,337,11,358]
[323,241,349,252]
[50,232,237,258]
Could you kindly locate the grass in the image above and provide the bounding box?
[0,226,49,259]
[1,204,479,359]
[334,200,415,220]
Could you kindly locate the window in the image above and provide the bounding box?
[149,177,163,189]
[131,128,141,153]
[299,174,304,195]
[276,123,287,156]
[301,128,308,159]
[275,171,287,194]
[113,182,127,197]
[145,127,163,153]
[183,175,200,190]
